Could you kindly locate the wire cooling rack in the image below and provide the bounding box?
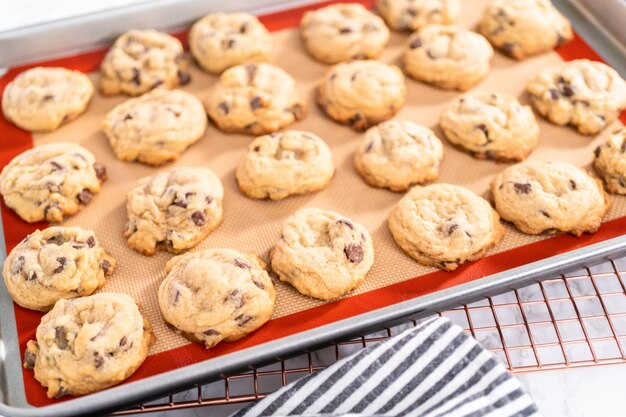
[113,256,626,415]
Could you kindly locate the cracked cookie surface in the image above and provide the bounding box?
[403,25,493,91]
[440,91,539,161]
[270,208,374,300]
[125,167,224,255]
[3,227,115,312]
[100,29,190,96]
[317,60,406,130]
[158,248,275,348]
[189,12,272,74]
[594,127,626,195]
[526,59,626,135]
[0,142,106,223]
[376,0,461,31]
[236,130,334,200]
[300,3,389,64]
[490,160,610,236]
[354,120,444,191]
[102,89,207,166]
[479,0,572,59]
[2,67,93,132]
[388,183,504,271]
[24,293,152,398]
[205,63,306,135]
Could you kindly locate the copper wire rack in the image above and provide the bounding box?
[113,256,626,415]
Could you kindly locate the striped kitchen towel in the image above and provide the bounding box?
[232,316,540,417]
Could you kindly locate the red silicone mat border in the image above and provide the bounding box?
[1,0,625,407]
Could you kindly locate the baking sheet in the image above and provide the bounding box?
[1,0,625,412]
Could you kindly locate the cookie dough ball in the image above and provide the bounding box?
[3,227,115,312]
[526,59,626,135]
[158,249,275,348]
[236,130,334,200]
[479,0,573,59]
[594,127,626,194]
[24,293,152,398]
[300,3,390,64]
[440,91,539,161]
[102,89,207,166]
[491,161,610,235]
[125,167,224,255]
[270,208,374,300]
[317,60,406,130]
[205,63,306,135]
[354,120,444,191]
[376,0,461,31]
[189,12,272,74]
[2,67,93,132]
[403,25,493,91]
[100,29,190,96]
[0,143,107,223]
[389,184,504,271]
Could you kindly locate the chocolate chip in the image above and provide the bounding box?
[78,189,93,204]
[224,38,236,49]
[218,101,230,114]
[204,329,220,336]
[234,259,251,269]
[173,290,180,305]
[514,183,532,194]
[339,27,353,34]
[150,79,163,90]
[94,353,104,368]
[47,234,65,245]
[101,259,111,274]
[561,84,575,97]
[594,146,601,158]
[44,203,59,220]
[619,178,626,188]
[24,350,36,369]
[447,224,459,235]
[344,243,364,264]
[50,161,63,171]
[621,140,626,153]
[235,314,253,327]
[245,64,257,80]
[250,96,262,110]
[476,124,489,136]
[53,257,67,274]
[230,289,245,308]
[239,22,249,33]
[172,196,189,208]
[365,141,375,152]
[501,43,516,56]
[178,70,191,85]
[119,336,127,347]
[43,94,54,101]
[252,278,265,290]
[336,219,354,229]
[569,180,577,190]
[191,211,206,226]
[409,38,422,49]
[54,387,68,399]
[348,113,363,126]
[131,68,141,85]
[549,88,560,100]
[11,256,25,275]
[55,327,69,350]
[540,210,551,218]
[93,163,107,181]
[253,145,261,152]
[205,196,213,204]
[28,271,38,281]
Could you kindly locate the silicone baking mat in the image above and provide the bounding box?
[0,0,624,407]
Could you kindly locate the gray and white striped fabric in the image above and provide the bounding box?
[232,317,540,417]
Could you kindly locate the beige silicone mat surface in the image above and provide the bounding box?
[33,2,625,355]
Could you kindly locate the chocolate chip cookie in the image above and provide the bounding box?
[270,208,374,300]
[189,12,272,74]
[388,184,504,271]
[3,227,115,311]
[205,63,306,135]
[376,0,461,31]
[0,143,107,223]
[403,25,493,91]
[24,293,152,398]
[100,29,190,96]
[125,167,224,255]
[490,161,610,235]
[440,91,540,161]
[479,0,573,59]
[526,59,626,135]
[354,120,444,191]
[236,130,334,200]
[300,3,390,64]
[593,127,626,195]
[102,89,207,166]
[317,60,406,130]
[158,248,275,349]
[2,67,94,132]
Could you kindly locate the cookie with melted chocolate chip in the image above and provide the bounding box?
[0,142,107,223]
[125,167,224,255]
[593,127,626,195]
[158,248,275,348]
[24,293,152,398]
[490,161,610,235]
[270,208,374,300]
[388,183,504,271]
